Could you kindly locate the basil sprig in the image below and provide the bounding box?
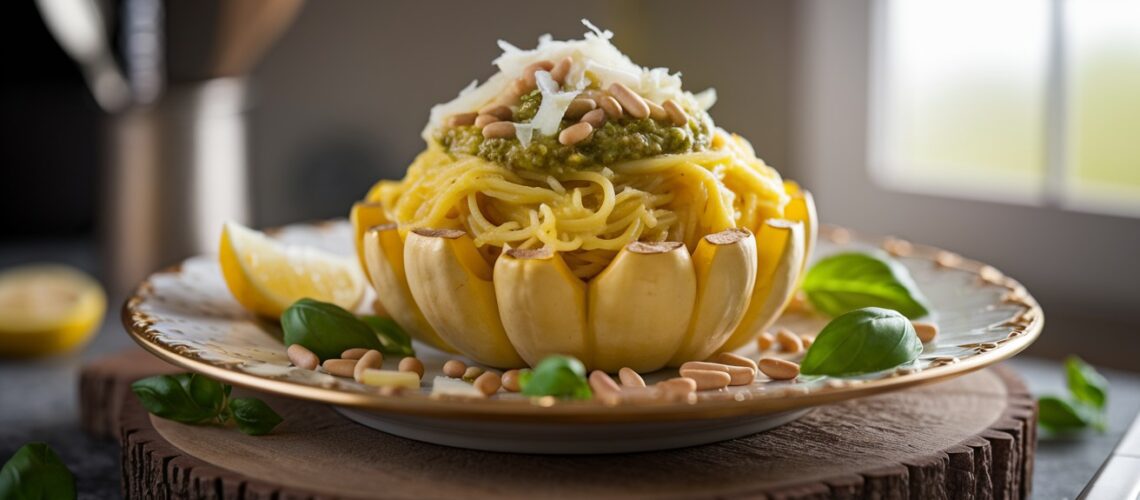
[281,299,414,360]
[800,307,923,376]
[0,443,75,500]
[361,315,415,357]
[802,252,930,319]
[132,373,283,435]
[1038,356,1108,433]
[519,355,592,399]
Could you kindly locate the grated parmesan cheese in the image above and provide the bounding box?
[422,19,716,142]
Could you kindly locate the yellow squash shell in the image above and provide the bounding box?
[354,190,817,371]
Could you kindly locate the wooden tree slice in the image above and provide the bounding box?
[79,347,180,440]
[95,347,1036,500]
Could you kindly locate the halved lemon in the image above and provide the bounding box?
[0,264,106,357]
[219,222,365,318]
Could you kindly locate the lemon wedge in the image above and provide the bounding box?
[0,264,106,357]
[219,222,365,318]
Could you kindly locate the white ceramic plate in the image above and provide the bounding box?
[124,221,1042,453]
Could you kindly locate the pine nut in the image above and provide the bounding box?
[757,332,775,351]
[588,370,622,399]
[646,100,667,121]
[550,56,573,84]
[618,367,646,388]
[522,60,555,88]
[474,371,502,396]
[287,344,318,370]
[679,369,731,390]
[478,104,512,120]
[758,357,800,380]
[776,328,803,353]
[482,121,515,139]
[658,377,697,395]
[913,321,939,343]
[580,108,606,128]
[558,122,593,146]
[443,359,467,378]
[800,335,815,349]
[322,358,357,378]
[341,348,369,360]
[398,356,424,378]
[564,98,596,119]
[599,95,623,119]
[354,350,383,383]
[713,352,758,372]
[514,76,536,94]
[608,83,649,118]
[446,112,477,127]
[501,369,522,392]
[680,361,754,386]
[663,99,689,125]
[463,366,485,380]
[474,114,501,127]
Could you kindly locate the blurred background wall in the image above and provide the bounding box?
[2,0,1137,367]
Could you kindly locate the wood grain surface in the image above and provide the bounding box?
[87,349,1036,499]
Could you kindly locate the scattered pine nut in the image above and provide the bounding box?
[474,371,503,396]
[354,350,383,383]
[618,367,646,388]
[678,368,731,390]
[286,344,318,370]
[588,370,622,399]
[522,60,555,88]
[558,122,593,145]
[776,328,804,353]
[713,352,758,372]
[646,100,667,120]
[599,95,623,119]
[443,359,467,378]
[757,332,775,351]
[501,369,522,392]
[758,357,800,380]
[680,361,754,386]
[564,98,596,119]
[477,104,512,120]
[913,321,939,343]
[482,121,516,139]
[322,358,357,378]
[579,109,606,129]
[474,113,501,127]
[446,112,477,127]
[550,56,573,84]
[800,334,815,349]
[463,366,485,380]
[658,377,697,395]
[662,99,689,126]
[935,251,962,268]
[341,348,369,360]
[608,83,649,118]
[398,356,424,378]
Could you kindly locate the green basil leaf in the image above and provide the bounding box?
[131,375,219,424]
[280,298,383,360]
[1064,356,1107,411]
[800,307,923,376]
[187,374,227,414]
[1038,396,1098,432]
[0,443,76,500]
[229,398,284,436]
[802,252,930,319]
[520,355,592,399]
[361,315,415,357]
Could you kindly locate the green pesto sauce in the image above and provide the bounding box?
[436,93,712,171]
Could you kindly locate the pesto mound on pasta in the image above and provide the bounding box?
[366,21,792,280]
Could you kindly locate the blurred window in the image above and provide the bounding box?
[871,0,1140,217]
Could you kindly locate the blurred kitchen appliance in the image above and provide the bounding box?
[37,0,302,296]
